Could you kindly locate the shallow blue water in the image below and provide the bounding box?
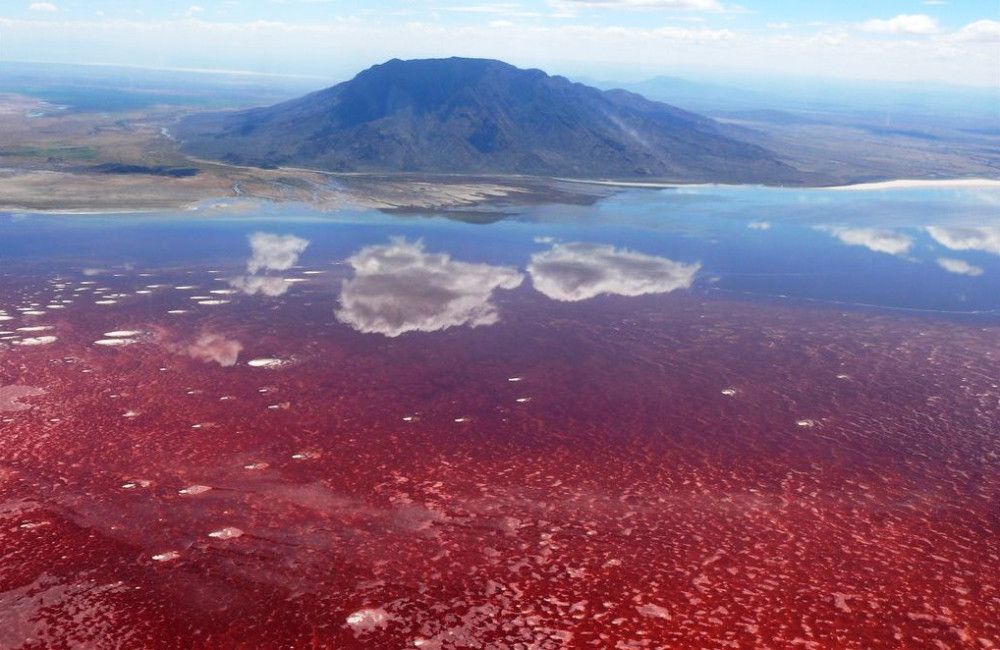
[3,183,999,317]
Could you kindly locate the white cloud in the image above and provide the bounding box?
[937,257,983,277]
[823,227,913,256]
[949,19,1000,43]
[860,14,939,35]
[184,5,205,18]
[747,221,771,230]
[247,232,309,273]
[184,333,242,366]
[28,2,57,12]
[926,226,1000,255]
[549,0,724,10]
[335,238,524,337]
[448,3,539,16]
[0,14,996,87]
[528,242,699,302]
[229,275,291,296]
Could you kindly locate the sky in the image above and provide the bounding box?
[1,0,998,87]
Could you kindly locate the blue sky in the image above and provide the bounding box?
[1,1,998,85]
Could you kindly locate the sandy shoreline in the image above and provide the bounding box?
[5,175,1000,216]
[827,178,1000,191]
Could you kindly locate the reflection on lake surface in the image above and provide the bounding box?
[1,184,999,648]
[336,238,524,337]
[528,242,699,302]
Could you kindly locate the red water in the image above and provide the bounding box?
[1,268,999,649]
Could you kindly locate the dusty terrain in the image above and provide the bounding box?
[721,115,1000,182]
[2,84,997,213]
[0,94,611,214]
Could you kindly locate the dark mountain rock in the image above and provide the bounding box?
[175,57,813,184]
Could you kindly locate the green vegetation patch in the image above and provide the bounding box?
[0,146,100,161]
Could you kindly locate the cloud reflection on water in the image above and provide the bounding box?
[926,226,1000,256]
[937,257,984,277]
[229,275,291,297]
[231,232,310,297]
[821,227,913,256]
[247,232,310,273]
[185,333,243,367]
[528,242,699,302]
[335,238,524,337]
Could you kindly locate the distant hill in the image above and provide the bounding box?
[582,75,779,115]
[175,57,814,184]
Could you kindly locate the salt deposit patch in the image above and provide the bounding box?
[178,485,212,495]
[247,358,285,368]
[151,551,180,562]
[345,608,390,633]
[94,338,137,346]
[0,385,45,412]
[94,300,117,305]
[208,527,244,540]
[15,336,57,346]
[104,330,142,337]
[17,326,53,332]
[197,299,229,305]
[637,603,672,620]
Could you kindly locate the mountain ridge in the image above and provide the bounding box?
[175,57,815,185]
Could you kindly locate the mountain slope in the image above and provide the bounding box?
[175,57,811,184]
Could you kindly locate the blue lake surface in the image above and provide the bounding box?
[3,183,999,318]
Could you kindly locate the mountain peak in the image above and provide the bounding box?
[176,57,810,184]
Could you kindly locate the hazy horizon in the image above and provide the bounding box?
[1,0,998,88]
